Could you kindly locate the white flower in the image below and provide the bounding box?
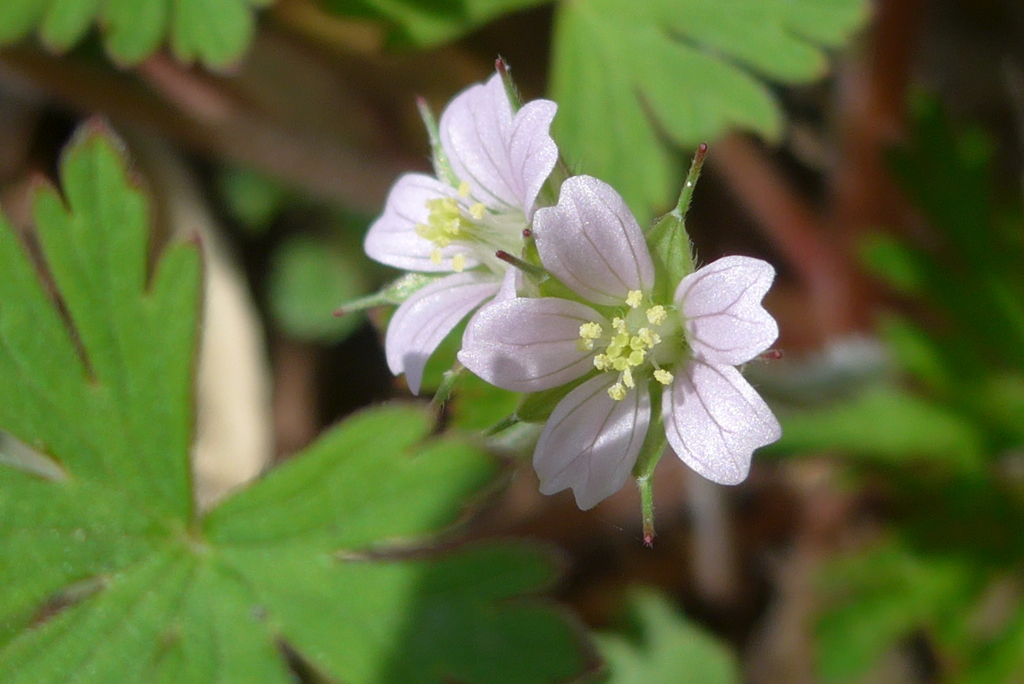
[458,175,781,509]
[363,72,558,394]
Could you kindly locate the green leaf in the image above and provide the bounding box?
[517,372,595,423]
[771,386,985,471]
[323,0,549,46]
[216,167,293,236]
[551,0,869,221]
[0,0,272,69]
[859,233,929,297]
[0,123,594,684]
[885,97,1024,372]
[957,601,1024,684]
[596,589,740,684]
[268,235,370,342]
[878,314,954,397]
[816,542,976,684]
[448,372,521,431]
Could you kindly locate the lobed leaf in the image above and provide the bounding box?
[0,0,273,69]
[0,123,593,684]
[551,0,869,222]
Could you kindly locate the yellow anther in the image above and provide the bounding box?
[594,354,613,371]
[637,328,659,347]
[430,248,443,265]
[654,369,674,385]
[622,368,635,388]
[579,322,603,340]
[452,254,466,272]
[646,305,667,325]
[419,198,463,248]
[612,317,628,334]
[626,290,644,308]
[470,203,487,219]
[607,383,627,401]
[458,181,471,197]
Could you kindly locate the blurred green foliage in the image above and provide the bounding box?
[772,98,1024,683]
[0,0,272,68]
[595,589,740,684]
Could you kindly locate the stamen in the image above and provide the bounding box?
[626,290,644,308]
[622,368,635,388]
[654,369,673,385]
[646,306,667,325]
[458,181,471,197]
[608,383,627,401]
[430,248,443,265]
[469,203,487,219]
[452,254,466,272]
[579,322,603,341]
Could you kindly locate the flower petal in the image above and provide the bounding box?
[363,173,476,273]
[663,361,781,485]
[533,175,655,305]
[534,375,651,510]
[458,297,605,392]
[675,255,778,365]
[385,271,500,395]
[440,73,558,216]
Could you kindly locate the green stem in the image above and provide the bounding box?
[431,363,464,409]
[632,408,667,547]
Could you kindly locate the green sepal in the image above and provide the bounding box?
[431,362,465,409]
[418,98,458,187]
[516,373,596,424]
[646,145,706,299]
[535,272,580,302]
[496,57,524,113]
[335,272,439,316]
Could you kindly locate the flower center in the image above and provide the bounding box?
[578,291,679,401]
[414,182,522,273]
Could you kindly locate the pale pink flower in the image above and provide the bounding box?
[459,175,781,509]
[364,72,558,394]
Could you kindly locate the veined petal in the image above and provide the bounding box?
[508,99,559,216]
[363,173,476,273]
[440,73,557,215]
[458,297,605,392]
[385,271,500,395]
[534,175,655,305]
[534,375,651,510]
[663,361,781,485]
[676,255,778,365]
